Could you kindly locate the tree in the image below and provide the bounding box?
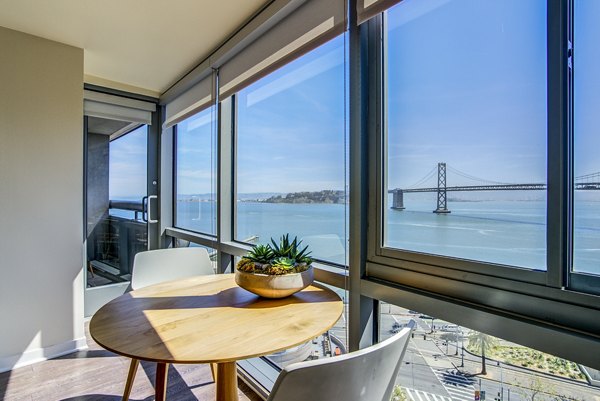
[468,330,498,375]
[390,385,408,401]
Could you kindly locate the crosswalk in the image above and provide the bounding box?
[433,370,475,401]
[405,388,453,401]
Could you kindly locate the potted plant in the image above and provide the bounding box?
[235,234,314,298]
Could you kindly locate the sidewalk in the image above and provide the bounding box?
[411,334,456,371]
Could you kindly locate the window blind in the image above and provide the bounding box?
[163,73,214,129]
[218,0,346,99]
[357,0,404,25]
[83,90,155,125]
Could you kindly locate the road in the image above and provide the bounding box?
[379,308,600,401]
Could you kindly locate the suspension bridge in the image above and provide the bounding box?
[389,162,600,214]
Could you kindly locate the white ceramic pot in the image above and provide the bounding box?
[235,266,314,298]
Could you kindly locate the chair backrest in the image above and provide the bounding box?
[267,328,411,401]
[131,247,214,290]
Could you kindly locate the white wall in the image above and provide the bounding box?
[0,26,85,372]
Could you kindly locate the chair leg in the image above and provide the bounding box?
[122,358,139,401]
[210,363,218,382]
[155,362,170,401]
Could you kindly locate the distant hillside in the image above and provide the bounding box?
[262,190,346,204]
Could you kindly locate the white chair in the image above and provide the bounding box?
[267,328,412,401]
[131,247,214,290]
[122,247,215,400]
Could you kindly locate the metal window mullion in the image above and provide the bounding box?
[373,10,387,260]
[546,0,571,288]
[169,123,178,241]
[349,0,378,351]
[147,108,161,250]
[215,71,235,274]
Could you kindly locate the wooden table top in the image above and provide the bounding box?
[89,274,343,364]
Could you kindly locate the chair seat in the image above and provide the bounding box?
[267,327,412,401]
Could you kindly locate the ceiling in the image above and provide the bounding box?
[0,0,269,97]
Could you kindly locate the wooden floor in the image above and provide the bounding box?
[0,323,263,401]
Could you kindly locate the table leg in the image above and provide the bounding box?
[155,362,170,401]
[216,362,238,401]
[122,358,139,401]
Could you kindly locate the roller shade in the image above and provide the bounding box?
[357,0,404,25]
[218,0,346,99]
[84,90,155,125]
[163,73,214,129]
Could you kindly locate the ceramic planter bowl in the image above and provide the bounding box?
[235,266,314,298]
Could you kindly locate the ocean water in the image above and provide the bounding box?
[172,199,600,275]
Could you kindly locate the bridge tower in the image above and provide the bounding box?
[434,162,450,214]
[391,189,405,210]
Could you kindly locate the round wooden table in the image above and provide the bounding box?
[89,274,343,401]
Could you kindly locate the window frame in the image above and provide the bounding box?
[569,0,600,294]
[172,107,219,238]
[160,0,600,374]
[361,0,600,369]
[230,37,351,269]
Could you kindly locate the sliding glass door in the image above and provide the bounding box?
[83,89,158,316]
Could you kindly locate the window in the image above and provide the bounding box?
[175,108,217,235]
[109,125,148,219]
[361,0,600,373]
[378,303,600,401]
[383,0,548,269]
[234,35,348,265]
[264,283,347,368]
[573,0,600,277]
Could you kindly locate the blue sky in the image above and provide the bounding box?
[574,0,600,178]
[387,0,548,189]
[236,37,346,194]
[109,125,147,199]
[174,36,347,196]
[110,0,599,198]
[176,109,215,195]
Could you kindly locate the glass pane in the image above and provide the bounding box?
[175,108,217,235]
[384,0,548,269]
[176,240,218,273]
[235,35,348,265]
[573,0,600,275]
[86,124,148,287]
[265,283,347,368]
[379,303,599,401]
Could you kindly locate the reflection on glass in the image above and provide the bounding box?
[86,125,148,287]
[384,0,547,269]
[378,303,597,401]
[235,35,348,265]
[573,0,600,276]
[175,108,217,235]
[265,283,347,368]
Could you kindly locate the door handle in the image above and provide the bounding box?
[147,195,158,224]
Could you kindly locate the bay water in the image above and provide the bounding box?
[158,199,600,275]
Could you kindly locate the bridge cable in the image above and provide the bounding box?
[446,165,511,185]
[406,166,437,189]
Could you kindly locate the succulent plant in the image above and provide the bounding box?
[271,256,295,268]
[236,234,313,275]
[245,244,274,264]
[270,234,313,265]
